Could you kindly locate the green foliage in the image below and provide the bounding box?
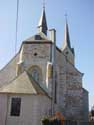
[42,117,50,124]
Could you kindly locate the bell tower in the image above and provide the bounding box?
[62,19,75,65]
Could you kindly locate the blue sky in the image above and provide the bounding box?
[0,0,94,110]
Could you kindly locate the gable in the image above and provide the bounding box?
[0,71,50,97]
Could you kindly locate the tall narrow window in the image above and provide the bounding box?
[31,67,39,82]
[28,66,42,83]
[10,98,21,116]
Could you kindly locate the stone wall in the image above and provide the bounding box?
[63,46,74,65]
[0,41,88,122]
[55,48,88,121]
[19,43,52,85]
[54,48,67,114]
[64,62,85,120]
[82,88,89,121]
[1,94,51,125]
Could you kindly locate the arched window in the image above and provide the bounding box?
[28,66,42,83]
[31,67,39,82]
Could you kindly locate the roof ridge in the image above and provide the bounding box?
[24,32,50,42]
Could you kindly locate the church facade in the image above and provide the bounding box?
[0,7,88,125]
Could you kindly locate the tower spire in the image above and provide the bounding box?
[62,17,71,50]
[62,17,75,65]
[37,2,48,35]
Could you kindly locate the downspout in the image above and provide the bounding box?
[49,29,56,115]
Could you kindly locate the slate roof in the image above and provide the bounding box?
[62,20,74,55]
[0,71,50,97]
[62,20,71,49]
[37,7,48,35]
[38,8,48,30]
[24,32,50,42]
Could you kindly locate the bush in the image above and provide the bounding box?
[42,117,50,125]
[42,117,61,125]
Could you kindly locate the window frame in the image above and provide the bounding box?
[28,66,42,83]
[10,97,21,117]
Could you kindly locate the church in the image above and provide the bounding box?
[0,6,88,125]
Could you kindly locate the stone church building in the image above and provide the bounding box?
[0,7,88,125]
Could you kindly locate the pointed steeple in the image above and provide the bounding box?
[62,19,75,54]
[62,19,75,65]
[62,19,71,50]
[37,7,48,35]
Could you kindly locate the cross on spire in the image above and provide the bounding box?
[43,0,46,9]
[65,13,68,22]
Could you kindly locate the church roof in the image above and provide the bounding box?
[24,32,50,42]
[0,71,50,97]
